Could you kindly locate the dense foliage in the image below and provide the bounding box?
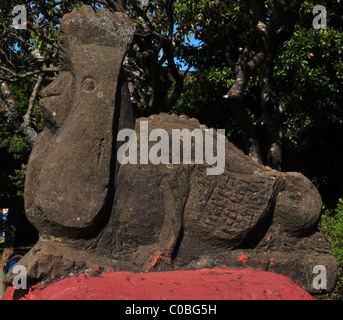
[320,199,343,299]
[173,0,343,206]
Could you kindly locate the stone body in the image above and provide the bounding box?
[25,7,135,238]
[4,6,337,294]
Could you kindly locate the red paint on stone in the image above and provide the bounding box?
[1,267,313,300]
[238,254,250,265]
[150,252,171,267]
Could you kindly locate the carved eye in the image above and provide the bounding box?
[83,77,96,92]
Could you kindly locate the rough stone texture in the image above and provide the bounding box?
[4,6,338,295]
[2,267,313,300]
[96,113,337,293]
[26,6,135,239]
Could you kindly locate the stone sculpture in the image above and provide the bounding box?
[4,5,337,294]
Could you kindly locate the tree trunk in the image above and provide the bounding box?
[225,64,263,165]
[260,60,284,171]
[229,96,263,165]
[0,209,3,237]
[150,76,172,114]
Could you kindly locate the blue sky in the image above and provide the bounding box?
[166,30,203,71]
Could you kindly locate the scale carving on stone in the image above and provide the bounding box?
[5,6,338,294]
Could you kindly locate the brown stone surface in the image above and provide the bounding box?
[25,6,135,237]
[4,6,337,295]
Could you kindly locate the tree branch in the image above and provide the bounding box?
[103,0,125,12]
[224,0,269,100]
[0,65,59,82]
[0,80,38,147]
[25,73,43,121]
[268,0,305,38]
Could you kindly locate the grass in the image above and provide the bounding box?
[318,198,343,300]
